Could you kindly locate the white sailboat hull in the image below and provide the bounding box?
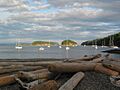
[15,46,22,49]
[39,47,44,51]
[66,46,70,50]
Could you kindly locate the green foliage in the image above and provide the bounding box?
[61,40,77,46]
[32,41,59,46]
[81,32,120,47]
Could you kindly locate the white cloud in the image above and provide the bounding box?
[0,0,120,43]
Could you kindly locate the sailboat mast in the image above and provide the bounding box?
[112,36,114,46]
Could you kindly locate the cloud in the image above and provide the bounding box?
[0,0,120,43]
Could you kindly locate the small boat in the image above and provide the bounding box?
[59,46,62,48]
[102,48,120,54]
[83,45,86,47]
[92,45,95,47]
[101,45,107,48]
[95,45,98,49]
[65,46,70,50]
[39,47,44,51]
[15,41,22,50]
[94,40,98,49]
[109,35,119,49]
[101,39,108,48]
[75,45,78,47]
[47,45,51,48]
[111,46,119,49]
[15,46,22,50]
[47,40,51,48]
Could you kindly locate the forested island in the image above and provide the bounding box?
[61,40,78,46]
[31,40,78,46]
[32,41,59,46]
[81,32,120,47]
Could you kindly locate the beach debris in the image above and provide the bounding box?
[0,54,119,90]
[102,58,120,72]
[0,75,16,86]
[17,70,51,81]
[67,54,102,62]
[48,62,96,73]
[110,76,120,87]
[29,80,58,90]
[0,66,44,74]
[94,63,119,76]
[59,72,84,90]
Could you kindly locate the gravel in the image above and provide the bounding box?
[0,71,120,90]
[57,71,120,90]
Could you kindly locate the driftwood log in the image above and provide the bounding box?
[95,63,119,76]
[0,66,44,74]
[102,59,120,72]
[0,75,16,86]
[0,61,61,66]
[29,80,58,90]
[69,57,104,63]
[17,70,51,81]
[59,72,84,90]
[15,77,47,89]
[68,54,101,62]
[48,62,96,72]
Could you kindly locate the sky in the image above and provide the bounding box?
[0,0,120,44]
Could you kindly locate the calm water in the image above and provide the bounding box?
[0,44,119,59]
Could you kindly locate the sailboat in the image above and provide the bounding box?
[101,40,106,48]
[59,45,62,48]
[92,40,98,49]
[109,36,119,49]
[65,46,70,50]
[39,47,44,51]
[15,40,22,50]
[65,39,70,50]
[94,40,98,49]
[91,41,95,47]
[47,40,51,48]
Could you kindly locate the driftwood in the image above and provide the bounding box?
[102,59,120,72]
[0,75,16,86]
[29,80,58,90]
[68,54,101,62]
[110,76,120,87]
[59,72,84,90]
[17,70,51,81]
[48,62,96,72]
[15,77,47,89]
[69,57,104,63]
[90,57,104,63]
[0,61,61,66]
[94,63,119,76]
[29,69,49,74]
[0,66,44,74]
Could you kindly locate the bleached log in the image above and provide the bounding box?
[102,59,120,72]
[0,75,16,86]
[68,54,101,62]
[70,57,104,63]
[17,70,51,81]
[0,61,61,67]
[29,80,58,90]
[30,69,49,74]
[15,77,47,89]
[0,66,44,74]
[59,72,84,90]
[95,63,119,76]
[48,62,96,73]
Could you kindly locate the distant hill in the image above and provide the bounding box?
[61,40,78,46]
[32,41,59,46]
[81,32,120,47]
